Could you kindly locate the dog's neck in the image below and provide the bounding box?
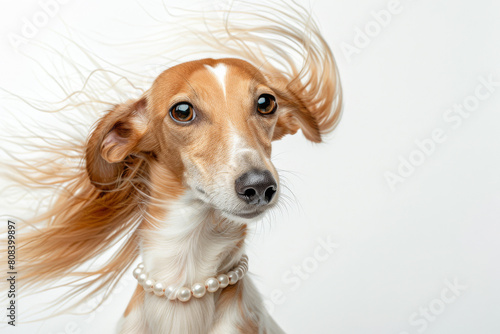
[139,191,247,288]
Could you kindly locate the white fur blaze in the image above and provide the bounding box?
[204,64,228,99]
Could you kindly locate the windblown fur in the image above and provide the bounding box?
[0,0,342,329]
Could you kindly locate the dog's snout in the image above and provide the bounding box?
[235,170,277,205]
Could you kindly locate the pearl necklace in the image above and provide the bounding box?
[132,255,248,302]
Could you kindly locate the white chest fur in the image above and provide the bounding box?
[118,193,284,334]
[137,193,245,333]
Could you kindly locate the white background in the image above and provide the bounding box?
[1,0,499,333]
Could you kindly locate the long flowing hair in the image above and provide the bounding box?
[0,0,342,317]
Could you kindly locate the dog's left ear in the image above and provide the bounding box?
[270,59,343,143]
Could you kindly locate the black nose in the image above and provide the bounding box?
[235,170,277,205]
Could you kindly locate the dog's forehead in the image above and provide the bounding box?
[174,58,260,80]
[150,58,267,117]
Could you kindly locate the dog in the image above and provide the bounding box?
[7,1,342,333]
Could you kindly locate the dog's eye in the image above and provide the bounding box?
[170,103,195,123]
[256,94,277,115]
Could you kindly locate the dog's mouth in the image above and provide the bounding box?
[233,210,262,219]
[220,208,265,220]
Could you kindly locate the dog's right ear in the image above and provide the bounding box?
[85,97,150,190]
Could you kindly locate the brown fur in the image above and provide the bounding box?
[217,281,262,334]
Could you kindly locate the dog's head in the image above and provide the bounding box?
[86,58,340,222]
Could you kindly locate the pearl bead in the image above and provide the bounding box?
[205,277,220,293]
[192,283,206,298]
[165,285,177,300]
[143,279,155,292]
[217,274,229,288]
[228,271,238,285]
[137,263,145,269]
[234,268,244,279]
[177,287,191,302]
[133,268,143,279]
[233,270,240,280]
[137,273,148,284]
[153,282,165,296]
